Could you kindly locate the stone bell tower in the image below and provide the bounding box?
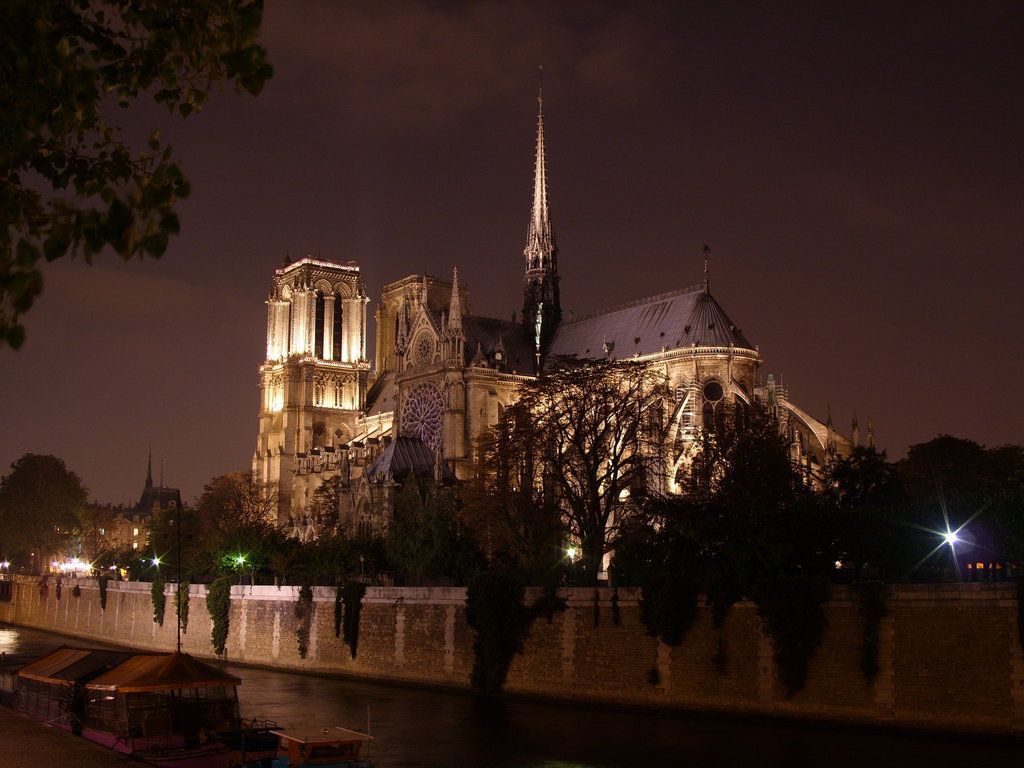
[253,256,370,521]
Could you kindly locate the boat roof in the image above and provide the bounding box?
[271,727,374,745]
[85,651,241,693]
[17,646,138,685]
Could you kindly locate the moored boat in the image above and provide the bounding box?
[269,727,374,768]
[13,645,279,767]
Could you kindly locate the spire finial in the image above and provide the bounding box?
[146,447,153,489]
[702,243,711,293]
[421,272,429,306]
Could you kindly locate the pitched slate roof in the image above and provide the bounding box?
[548,286,753,361]
[365,436,452,481]
[461,316,536,375]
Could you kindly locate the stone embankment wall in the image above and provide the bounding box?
[1,576,1022,736]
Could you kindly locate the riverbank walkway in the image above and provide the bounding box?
[0,706,143,766]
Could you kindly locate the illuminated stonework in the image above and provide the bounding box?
[253,256,371,522]
[400,383,444,452]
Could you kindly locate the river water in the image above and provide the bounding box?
[0,624,1018,767]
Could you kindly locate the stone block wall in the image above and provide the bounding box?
[1,577,1022,736]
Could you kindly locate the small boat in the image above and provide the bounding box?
[13,645,279,767]
[268,727,374,767]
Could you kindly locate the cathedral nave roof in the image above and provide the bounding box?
[547,286,754,362]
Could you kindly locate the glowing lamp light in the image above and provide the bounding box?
[943,531,959,546]
[0,561,9,569]
[152,556,161,567]
[566,546,579,562]
[235,555,247,566]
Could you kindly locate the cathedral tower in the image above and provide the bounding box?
[253,256,370,521]
[522,74,561,356]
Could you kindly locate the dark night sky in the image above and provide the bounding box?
[1,1,1022,505]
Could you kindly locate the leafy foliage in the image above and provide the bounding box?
[295,583,313,659]
[0,0,272,347]
[151,576,166,626]
[334,585,343,638]
[638,575,699,647]
[0,454,88,566]
[755,576,830,698]
[206,574,232,655]
[98,575,108,610]
[852,581,888,682]
[177,581,190,634]
[386,479,483,586]
[465,571,566,694]
[341,581,366,660]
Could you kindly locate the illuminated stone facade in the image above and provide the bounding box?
[256,86,857,533]
[252,257,370,521]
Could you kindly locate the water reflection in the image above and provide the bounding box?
[2,624,1019,767]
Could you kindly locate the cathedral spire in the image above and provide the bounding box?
[145,447,153,490]
[526,68,555,259]
[448,267,463,332]
[522,67,561,359]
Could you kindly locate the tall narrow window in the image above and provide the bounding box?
[314,293,325,358]
[333,297,344,360]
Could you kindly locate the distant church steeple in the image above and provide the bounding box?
[145,447,153,490]
[522,68,561,356]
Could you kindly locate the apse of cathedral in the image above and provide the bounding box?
[253,84,860,535]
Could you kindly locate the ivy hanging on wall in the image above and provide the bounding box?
[334,584,343,638]
[342,581,366,660]
[98,576,108,610]
[593,590,601,628]
[295,584,313,659]
[755,575,830,698]
[207,575,232,656]
[55,576,62,601]
[37,575,48,598]
[1018,580,1024,653]
[638,575,699,647]
[610,588,621,626]
[151,577,166,626]
[177,581,190,634]
[72,584,81,598]
[853,581,888,683]
[465,572,566,694]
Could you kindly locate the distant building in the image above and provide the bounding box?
[95,452,181,554]
[253,84,859,535]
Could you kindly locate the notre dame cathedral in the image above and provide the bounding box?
[252,86,862,535]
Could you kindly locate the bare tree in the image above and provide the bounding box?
[195,471,279,536]
[475,359,670,584]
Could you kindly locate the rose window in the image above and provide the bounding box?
[413,333,435,367]
[401,383,444,452]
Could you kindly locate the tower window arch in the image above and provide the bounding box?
[315,291,325,357]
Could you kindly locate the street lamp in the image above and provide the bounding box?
[943,530,959,547]
[235,554,247,585]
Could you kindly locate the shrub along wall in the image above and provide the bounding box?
[0,576,1022,736]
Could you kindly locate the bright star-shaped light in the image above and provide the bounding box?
[152,556,161,566]
[235,555,246,566]
[943,531,959,546]
[566,546,578,561]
